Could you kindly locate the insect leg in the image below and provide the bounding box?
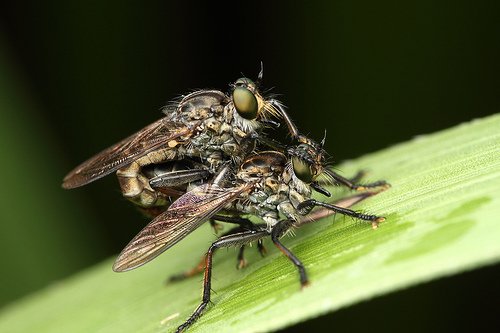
[347,170,367,184]
[210,216,268,265]
[169,220,266,281]
[149,168,210,189]
[270,219,309,287]
[298,191,383,226]
[249,132,286,152]
[236,246,247,269]
[323,168,389,191]
[167,227,247,282]
[176,229,268,333]
[208,215,254,237]
[168,256,206,283]
[269,99,299,138]
[316,170,366,187]
[297,199,385,228]
[310,181,331,197]
[208,219,224,233]
[210,215,255,229]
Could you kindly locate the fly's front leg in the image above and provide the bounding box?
[176,229,268,333]
[255,134,287,153]
[323,168,390,191]
[347,170,367,184]
[269,98,300,139]
[270,219,309,287]
[297,199,385,228]
[298,191,383,226]
[310,182,331,197]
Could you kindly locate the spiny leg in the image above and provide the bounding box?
[176,229,268,333]
[323,168,389,191]
[297,199,385,228]
[168,218,266,282]
[149,168,210,189]
[210,215,267,267]
[271,201,384,289]
[315,170,364,189]
[311,170,383,197]
[270,219,309,287]
[298,191,383,226]
[214,221,267,269]
[235,238,267,269]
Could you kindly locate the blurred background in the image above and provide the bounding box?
[0,0,499,331]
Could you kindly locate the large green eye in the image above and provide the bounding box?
[233,87,258,120]
[235,77,255,88]
[292,156,314,183]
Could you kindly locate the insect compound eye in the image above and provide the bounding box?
[292,156,315,183]
[232,86,258,120]
[234,77,255,88]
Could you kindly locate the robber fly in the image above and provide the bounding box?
[112,136,389,332]
[62,70,300,209]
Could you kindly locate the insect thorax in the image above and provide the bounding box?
[171,93,260,169]
[234,152,313,227]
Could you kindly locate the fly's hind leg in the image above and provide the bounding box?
[168,216,266,282]
[118,148,211,210]
[175,228,268,333]
[149,168,210,190]
[210,215,267,268]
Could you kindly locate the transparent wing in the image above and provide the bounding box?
[112,182,253,272]
[62,118,190,189]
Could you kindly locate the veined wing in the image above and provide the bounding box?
[113,182,253,272]
[62,118,191,189]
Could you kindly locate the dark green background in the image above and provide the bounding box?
[0,1,499,331]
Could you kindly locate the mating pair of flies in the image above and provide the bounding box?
[63,71,389,332]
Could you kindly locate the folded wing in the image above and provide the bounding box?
[62,118,190,189]
[113,182,252,272]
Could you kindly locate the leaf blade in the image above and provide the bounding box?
[1,114,499,333]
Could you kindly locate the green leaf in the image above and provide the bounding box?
[1,114,499,333]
